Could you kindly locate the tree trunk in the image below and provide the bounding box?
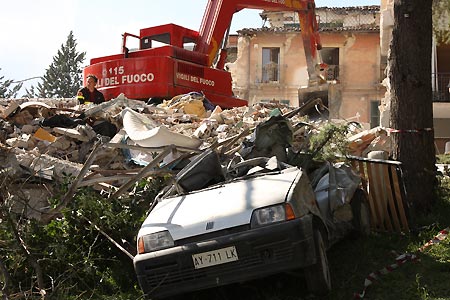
[388,0,436,213]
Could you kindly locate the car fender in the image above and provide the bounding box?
[286,168,329,242]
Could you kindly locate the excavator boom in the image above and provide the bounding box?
[196,0,322,83]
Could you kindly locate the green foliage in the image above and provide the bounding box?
[0,68,22,98]
[36,31,86,98]
[308,123,350,162]
[23,85,37,99]
[437,154,450,164]
[433,0,450,44]
[0,173,169,299]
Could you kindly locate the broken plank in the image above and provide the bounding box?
[390,165,409,232]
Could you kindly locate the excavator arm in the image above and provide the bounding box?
[195,0,323,84]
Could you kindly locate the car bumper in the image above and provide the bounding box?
[134,215,315,299]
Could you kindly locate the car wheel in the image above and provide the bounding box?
[351,189,371,236]
[304,229,331,295]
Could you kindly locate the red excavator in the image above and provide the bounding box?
[83,0,323,108]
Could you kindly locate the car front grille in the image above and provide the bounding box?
[174,224,250,246]
[144,237,295,291]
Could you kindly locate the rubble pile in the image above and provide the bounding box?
[0,93,391,219]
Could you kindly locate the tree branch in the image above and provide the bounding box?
[0,257,12,300]
[82,216,135,260]
[2,210,46,299]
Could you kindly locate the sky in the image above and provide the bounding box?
[0,0,380,94]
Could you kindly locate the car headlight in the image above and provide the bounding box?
[250,203,295,228]
[138,230,174,254]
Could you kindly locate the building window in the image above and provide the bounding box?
[262,47,280,83]
[321,47,339,81]
[370,100,381,128]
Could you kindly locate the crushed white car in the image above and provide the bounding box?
[133,150,370,299]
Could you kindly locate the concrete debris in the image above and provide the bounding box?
[0,93,393,220]
[347,126,391,157]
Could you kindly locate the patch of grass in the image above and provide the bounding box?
[322,177,450,300]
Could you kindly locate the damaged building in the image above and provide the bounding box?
[227,5,383,128]
[226,3,450,153]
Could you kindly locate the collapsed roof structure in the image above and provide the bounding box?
[0,93,392,221]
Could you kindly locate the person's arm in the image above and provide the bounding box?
[77,88,85,104]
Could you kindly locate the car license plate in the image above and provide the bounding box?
[192,246,238,269]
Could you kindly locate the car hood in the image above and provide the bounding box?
[138,167,301,241]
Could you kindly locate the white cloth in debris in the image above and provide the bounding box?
[121,108,201,148]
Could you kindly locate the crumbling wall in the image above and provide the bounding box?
[232,31,310,106]
[379,0,394,127]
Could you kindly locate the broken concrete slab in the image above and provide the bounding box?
[53,125,97,142]
[1,101,20,118]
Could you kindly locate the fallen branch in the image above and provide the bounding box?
[82,216,135,260]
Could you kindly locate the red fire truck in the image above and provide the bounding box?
[83,0,323,108]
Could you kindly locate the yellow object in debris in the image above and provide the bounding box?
[181,99,206,118]
[33,127,57,142]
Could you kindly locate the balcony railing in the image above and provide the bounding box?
[432,72,450,102]
[326,65,339,81]
[262,63,279,83]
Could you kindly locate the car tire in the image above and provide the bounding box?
[304,229,331,295]
[351,188,371,236]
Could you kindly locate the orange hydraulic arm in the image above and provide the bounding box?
[194,0,322,84]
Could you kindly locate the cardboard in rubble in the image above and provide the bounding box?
[34,127,57,142]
